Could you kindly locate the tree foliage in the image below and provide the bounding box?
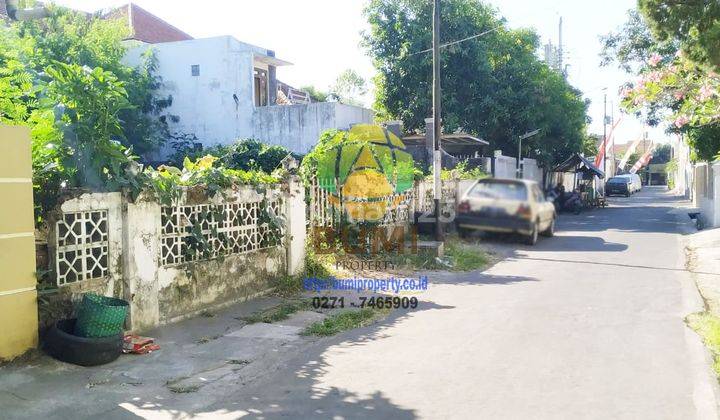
[0,4,276,222]
[299,85,330,102]
[639,0,720,71]
[652,143,672,164]
[329,69,368,106]
[601,7,720,161]
[363,0,589,166]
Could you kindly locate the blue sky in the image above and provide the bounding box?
[55,0,667,144]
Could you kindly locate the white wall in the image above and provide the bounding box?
[125,37,374,157]
[125,37,260,157]
[252,102,374,153]
[493,151,517,180]
[672,135,693,199]
[522,158,543,184]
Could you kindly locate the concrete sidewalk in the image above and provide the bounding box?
[0,295,328,419]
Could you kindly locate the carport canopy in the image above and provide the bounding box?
[553,153,605,179]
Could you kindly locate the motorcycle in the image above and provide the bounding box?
[545,189,561,212]
[561,190,582,215]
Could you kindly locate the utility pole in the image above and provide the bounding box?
[610,101,615,176]
[558,17,563,76]
[603,90,608,179]
[432,0,443,242]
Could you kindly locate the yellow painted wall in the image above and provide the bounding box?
[0,125,38,361]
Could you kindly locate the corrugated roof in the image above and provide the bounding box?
[107,3,193,44]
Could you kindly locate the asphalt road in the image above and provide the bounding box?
[190,186,719,419]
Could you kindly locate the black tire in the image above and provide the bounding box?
[573,202,582,215]
[43,319,123,366]
[524,222,539,245]
[542,217,555,237]
[625,192,630,197]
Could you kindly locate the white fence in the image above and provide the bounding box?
[309,177,465,228]
[47,176,306,331]
[694,162,720,228]
[493,152,518,180]
[522,158,543,184]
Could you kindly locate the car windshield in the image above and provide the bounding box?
[469,181,528,200]
[608,178,629,184]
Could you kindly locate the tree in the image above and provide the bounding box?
[329,69,368,106]
[11,4,174,157]
[0,4,174,220]
[638,0,720,71]
[600,9,678,74]
[363,0,589,166]
[602,8,720,162]
[584,133,602,157]
[652,143,672,164]
[299,85,330,102]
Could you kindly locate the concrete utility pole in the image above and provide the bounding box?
[558,17,563,76]
[432,0,443,241]
[603,90,608,178]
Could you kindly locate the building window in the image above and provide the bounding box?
[254,68,268,107]
[191,65,200,76]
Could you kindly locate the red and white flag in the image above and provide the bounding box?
[629,143,655,174]
[594,117,623,168]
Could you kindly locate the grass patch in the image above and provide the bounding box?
[687,312,720,377]
[269,249,335,296]
[381,238,489,272]
[243,299,313,324]
[302,308,389,336]
[445,240,489,271]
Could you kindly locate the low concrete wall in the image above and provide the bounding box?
[44,175,307,332]
[157,248,284,324]
[253,102,373,154]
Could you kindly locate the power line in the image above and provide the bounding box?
[408,26,502,56]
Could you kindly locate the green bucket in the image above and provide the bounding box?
[74,293,129,338]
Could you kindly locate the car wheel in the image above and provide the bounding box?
[542,217,555,237]
[525,222,539,245]
[625,192,630,197]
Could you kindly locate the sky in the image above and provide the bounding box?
[55,0,669,145]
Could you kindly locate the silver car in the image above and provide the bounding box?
[455,179,557,245]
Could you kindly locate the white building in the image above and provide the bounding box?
[116,4,372,157]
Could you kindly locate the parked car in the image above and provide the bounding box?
[618,173,642,193]
[455,179,556,245]
[605,176,632,196]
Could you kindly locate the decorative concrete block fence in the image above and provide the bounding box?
[45,176,306,332]
[309,176,473,229]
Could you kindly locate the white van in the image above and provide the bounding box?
[617,173,642,194]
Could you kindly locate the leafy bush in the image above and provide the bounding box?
[426,160,489,181]
[0,4,176,222]
[169,138,296,174]
[145,155,280,205]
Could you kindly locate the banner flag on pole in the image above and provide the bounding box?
[594,117,623,168]
[619,135,644,171]
[629,143,655,174]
